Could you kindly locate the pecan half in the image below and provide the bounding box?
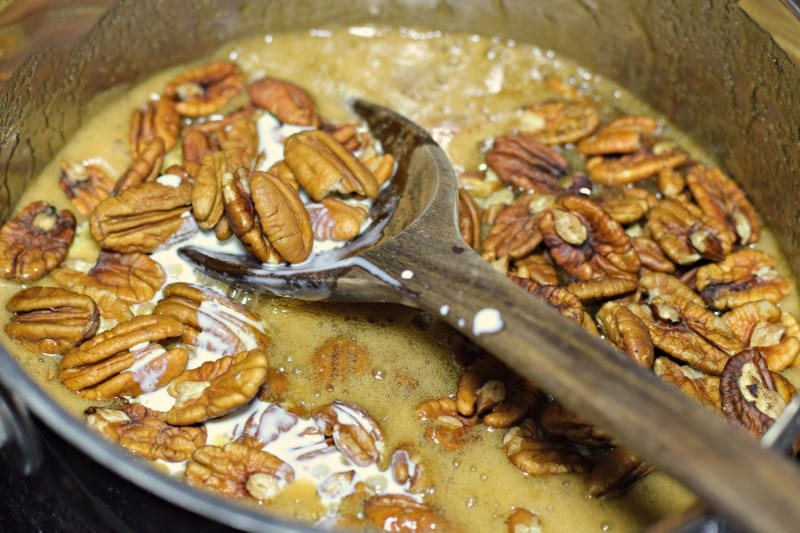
[415,397,477,451]
[647,197,733,265]
[576,115,659,155]
[695,249,793,310]
[721,350,787,438]
[482,194,551,261]
[112,137,166,195]
[511,277,584,325]
[565,277,638,302]
[154,282,270,355]
[217,112,259,171]
[595,187,657,225]
[222,168,281,263]
[185,440,294,500]
[506,509,542,533]
[86,403,206,462]
[283,130,379,201]
[50,251,165,304]
[596,300,654,368]
[313,400,384,467]
[686,165,760,246]
[540,195,640,280]
[0,201,76,281]
[503,418,590,475]
[586,141,687,186]
[724,300,800,372]
[166,349,268,425]
[511,254,558,286]
[164,61,246,117]
[59,161,114,216]
[632,236,675,273]
[307,198,369,242]
[310,336,370,389]
[540,402,610,447]
[248,77,320,126]
[59,314,187,399]
[653,357,721,411]
[587,447,652,499]
[130,97,180,158]
[457,188,482,249]
[5,286,99,355]
[90,179,194,254]
[521,100,600,145]
[486,134,568,193]
[192,151,228,231]
[364,494,452,532]
[250,168,314,263]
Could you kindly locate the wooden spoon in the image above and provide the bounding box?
[181,100,800,532]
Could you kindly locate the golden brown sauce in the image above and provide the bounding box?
[5,25,799,531]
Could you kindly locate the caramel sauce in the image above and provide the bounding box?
[4,26,798,531]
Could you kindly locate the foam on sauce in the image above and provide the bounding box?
[4,25,799,531]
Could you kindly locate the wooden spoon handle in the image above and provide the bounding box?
[370,237,800,533]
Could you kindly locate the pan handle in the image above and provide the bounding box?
[0,381,42,475]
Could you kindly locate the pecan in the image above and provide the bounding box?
[86,403,206,462]
[250,168,314,263]
[521,100,600,145]
[587,447,652,499]
[129,97,180,158]
[503,419,590,475]
[58,314,187,399]
[724,300,800,372]
[59,160,114,216]
[313,401,384,467]
[695,249,793,310]
[457,188,482,249]
[154,282,270,355]
[283,129,379,201]
[638,271,705,308]
[72,285,134,323]
[166,349,268,425]
[565,277,638,302]
[222,168,281,262]
[192,151,228,231]
[631,236,675,273]
[322,122,369,152]
[506,508,542,533]
[595,187,657,225]
[112,137,165,195]
[217,112,259,171]
[586,141,687,186]
[185,440,294,500]
[657,167,686,197]
[360,144,395,187]
[364,494,452,532]
[596,300,654,368]
[540,402,610,447]
[539,195,640,280]
[511,276,584,325]
[181,128,215,177]
[686,165,760,246]
[241,403,298,446]
[486,134,567,193]
[482,194,549,261]
[415,397,477,451]
[653,357,721,411]
[627,298,741,375]
[646,197,733,264]
[50,251,165,304]
[455,354,538,427]
[307,199,369,241]
[0,201,76,281]
[5,286,99,355]
[248,77,320,126]
[511,254,558,286]
[459,169,503,199]
[310,335,370,389]
[90,179,194,254]
[576,115,659,155]
[164,61,246,117]
[720,350,788,438]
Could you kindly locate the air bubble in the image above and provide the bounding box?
[373,369,385,380]
[600,521,611,531]
[466,497,476,509]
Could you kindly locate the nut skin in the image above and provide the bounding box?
[486,134,568,193]
[248,77,320,126]
[283,129,379,201]
[0,201,76,282]
[86,403,206,462]
[5,286,99,355]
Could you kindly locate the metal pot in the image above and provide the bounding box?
[1,1,799,531]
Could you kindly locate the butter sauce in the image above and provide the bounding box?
[11,25,800,531]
